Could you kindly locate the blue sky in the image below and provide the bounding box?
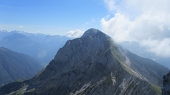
[0,0,108,35]
[1,0,170,57]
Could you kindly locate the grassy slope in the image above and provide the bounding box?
[109,39,161,95]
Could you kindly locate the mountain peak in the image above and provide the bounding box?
[81,28,102,38]
[0,29,168,95]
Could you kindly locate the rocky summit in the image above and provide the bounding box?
[0,28,169,95]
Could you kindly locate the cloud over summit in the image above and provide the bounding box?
[101,0,170,57]
[66,29,84,38]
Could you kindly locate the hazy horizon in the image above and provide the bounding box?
[1,0,170,58]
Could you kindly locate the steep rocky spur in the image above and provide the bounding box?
[0,28,168,95]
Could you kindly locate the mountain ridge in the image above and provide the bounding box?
[0,47,43,87]
[0,28,168,95]
[0,31,70,66]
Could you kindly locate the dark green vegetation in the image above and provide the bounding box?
[0,47,43,87]
[0,29,169,95]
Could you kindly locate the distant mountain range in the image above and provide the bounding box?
[0,30,70,66]
[120,42,170,69]
[0,29,168,95]
[0,47,43,87]
[1,30,169,69]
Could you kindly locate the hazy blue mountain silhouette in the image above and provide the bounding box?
[0,31,70,66]
[0,47,43,87]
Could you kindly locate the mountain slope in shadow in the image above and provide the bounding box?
[0,47,43,87]
[0,28,168,95]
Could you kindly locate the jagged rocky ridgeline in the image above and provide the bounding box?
[0,28,169,95]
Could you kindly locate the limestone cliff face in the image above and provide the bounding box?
[0,28,168,95]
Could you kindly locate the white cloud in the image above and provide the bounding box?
[104,0,117,11]
[141,38,170,57]
[101,13,132,42]
[101,0,170,57]
[19,26,23,28]
[66,29,84,38]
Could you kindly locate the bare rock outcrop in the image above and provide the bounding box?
[162,71,170,95]
[0,28,169,95]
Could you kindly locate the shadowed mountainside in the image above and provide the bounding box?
[0,28,168,95]
[0,47,43,87]
[0,31,69,66]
